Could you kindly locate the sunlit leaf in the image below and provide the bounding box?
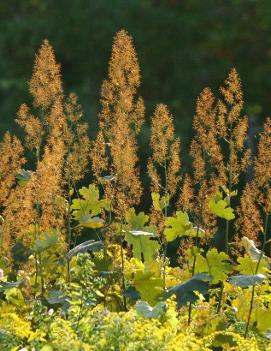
[133,271,164,306]
[152,192,170,212]
[32,230,58,254]
[193,248,232,284]
[71,184,110,228]
[164,211,203,242]
[208,192,235,220]
[125,230,159,263]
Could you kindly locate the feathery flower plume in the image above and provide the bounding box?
[3,40,68,252]
[238,117,271,243]
[217,68,250,187]
[180,88,224,236]
[148,103,181,198]
[29,39,63,108]
[148,103,181,234]
[0,133,25,205]
[92,30,145,216]
[63,93,90,183]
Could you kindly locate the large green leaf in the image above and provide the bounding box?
[32,230,58,254]
[193,248,232,284]
[135,300,167,319]
[66,240,104,261]
[229,273,266,288]
[133,271,164,306]
[124,208,159,263]
[164,211,203,242]
[208,192,235,220]
[71,184,109,228]
[0,280,22,292]
[125,208,149,230]
[151,192,170,212]
[125,230,160,263]
[165,273,212,307]
[236,255,268,275]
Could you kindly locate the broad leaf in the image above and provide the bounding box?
[124,208,159,263]
[152,192,170,212]
[71,184,109,228]
[32,230,58,254]
[11,241,30,263]
[125,208,149,230]
[77,214,104,229]
[229,273,266,288]
[236,255,268,275]
[66,240,103,261]
[193,248,232,284]
[135,300,167,319]
[0,280,22,292]
[133,271,164,306]
[164,211,203,242]
[125,230,160,263]
[241,236,268,262]
[208,192,235,220]
[165,273,212,307]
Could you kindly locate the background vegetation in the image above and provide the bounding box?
[1,0,271,163]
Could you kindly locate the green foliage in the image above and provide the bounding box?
[71,184,110,229]
[124,208,159,263]
[133,270,164,306]
[208,191,235,220]
[165,273,212,307]
[229,274,266,288]
[152,192,170,212]
[32,229,58,254]
[135,300,167,319]
[66,240,104,261]
[236,255,268,275]
[192,248,232,284]
[164,211,204,242]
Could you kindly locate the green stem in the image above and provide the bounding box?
[245,213,269,338]
[120,238,127,311]
[66,175,72,284]
[188,224,200,326]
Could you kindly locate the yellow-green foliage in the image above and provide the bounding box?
[1,29,271,351]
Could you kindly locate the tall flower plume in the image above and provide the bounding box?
[92,30,145,216]
[217,68,250,187]
[179,88,224,236]
[3,40,69,252]
[148,103,181,198]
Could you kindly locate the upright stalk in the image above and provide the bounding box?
[120,237,127,311]
[245,213,269,338]
[188,223,200,325]
[162,161,168,289]
[217,141,233,313]
[66,174,72,284]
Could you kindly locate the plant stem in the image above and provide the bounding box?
[188,224,200,325]
[66,174,72,284]
[162,161,168,289]
[120,238,127,311]
[245,213,269,338]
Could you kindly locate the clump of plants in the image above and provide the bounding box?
[1,29,271,351]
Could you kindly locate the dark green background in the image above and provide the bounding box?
[1,0,271,169]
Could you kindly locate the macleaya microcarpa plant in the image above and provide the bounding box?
[1,29,271,351]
